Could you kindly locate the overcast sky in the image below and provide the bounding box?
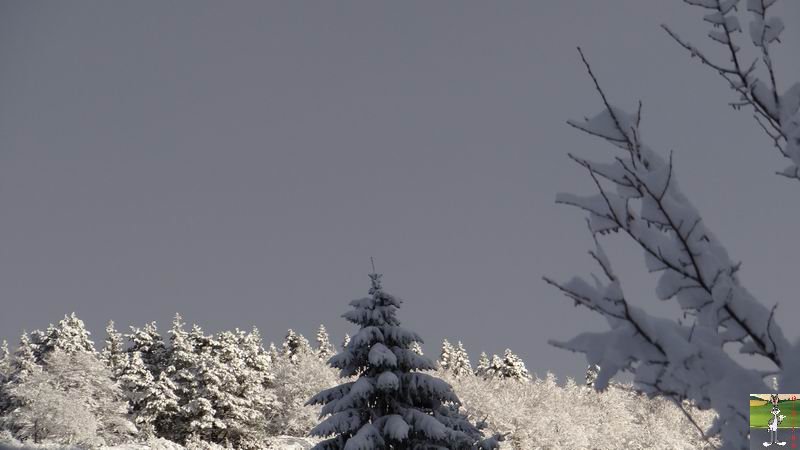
[1,1,798,381]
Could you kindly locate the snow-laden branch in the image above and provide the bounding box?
[663,0,800,180]
[546,45,795,449]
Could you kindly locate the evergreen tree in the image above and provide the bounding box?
[450,342,473,378]
[282,329,311,362]
[474,352,490,378]
[167,322,216,444]
[102,320,127,379]
[10,332,39,382]
[166,314,197,407]
[315,324,335,360]
[439,339,454,372]
[501,349,530,382]
[0,340,10,380]
[127,321,168,376]
[119,351,157,434]
[486,354,504,380]
[195,329,267,447]
[0,333,40,423]
[307,271,500,450]
[0,340,11,414]
[241,328,273,382]
[36,313,95,359]
[229,328,278,449]
[267,342,280,364]
[409,341,423,356]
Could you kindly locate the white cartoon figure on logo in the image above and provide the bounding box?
[764,394,787,447]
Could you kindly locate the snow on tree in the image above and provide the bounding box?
[438,339,454,372]
[127,321,168,376]
[268,342,280,363]
[5,332,40,389]
[282,329,312,362]
[450,342,473,378]
[118,348,180,438]
[0,340,12,415]
[35,313,95,360]
[0,340,10,380]
[409,341,423,356]
[2,350,135,447]
[307,271,501,450]
[500,349,530,382]
[545,2,799,447]
[101,320,128,380]
[485,354,504,380]
[341,333,350,351]
[474,352,490,379]
[269,349,340,438]
[228,327,278,449]
[169,324,218,444]
[315,324,336,360]
[585,364,601,388]
[119,351,157,434]
[440,369,718,449]
[165,314,197,410]
[240,327,273,382]
[198,329,274,449]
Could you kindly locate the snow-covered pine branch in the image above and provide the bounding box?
[546,36,797,448]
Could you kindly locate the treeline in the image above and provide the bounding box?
[0,313,528,449]
[0,313,333,449]
[0,309,719,449]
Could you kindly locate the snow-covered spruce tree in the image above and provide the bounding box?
[438,339,454,372]
[0,340,11,414]
[283,329,313,363]
[162,313,198,442]
[35,312,95,360]
[0,340,9,382]
[316,324,336,360]
[178,324,219,444]
[544,2,799,448]
[474,353,490,379]
[200,329,273,449]
[0,340,9,367]
[4,333,39,387]
[120,351,157,435]
[485,355,503,380]
[450,342,473,378]
[409,342,423,356]
[102,320,128,380]
[128,321,168,377]
[499,349,530,382]
[307,271,502,450]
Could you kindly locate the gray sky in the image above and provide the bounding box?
[1,1,798,381]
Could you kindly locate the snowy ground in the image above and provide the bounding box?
[0,436,318,450]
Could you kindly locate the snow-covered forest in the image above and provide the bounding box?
[0,304,717,449]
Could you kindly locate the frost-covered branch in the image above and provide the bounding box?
[663,0,800,180]
[546,46,794,448]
